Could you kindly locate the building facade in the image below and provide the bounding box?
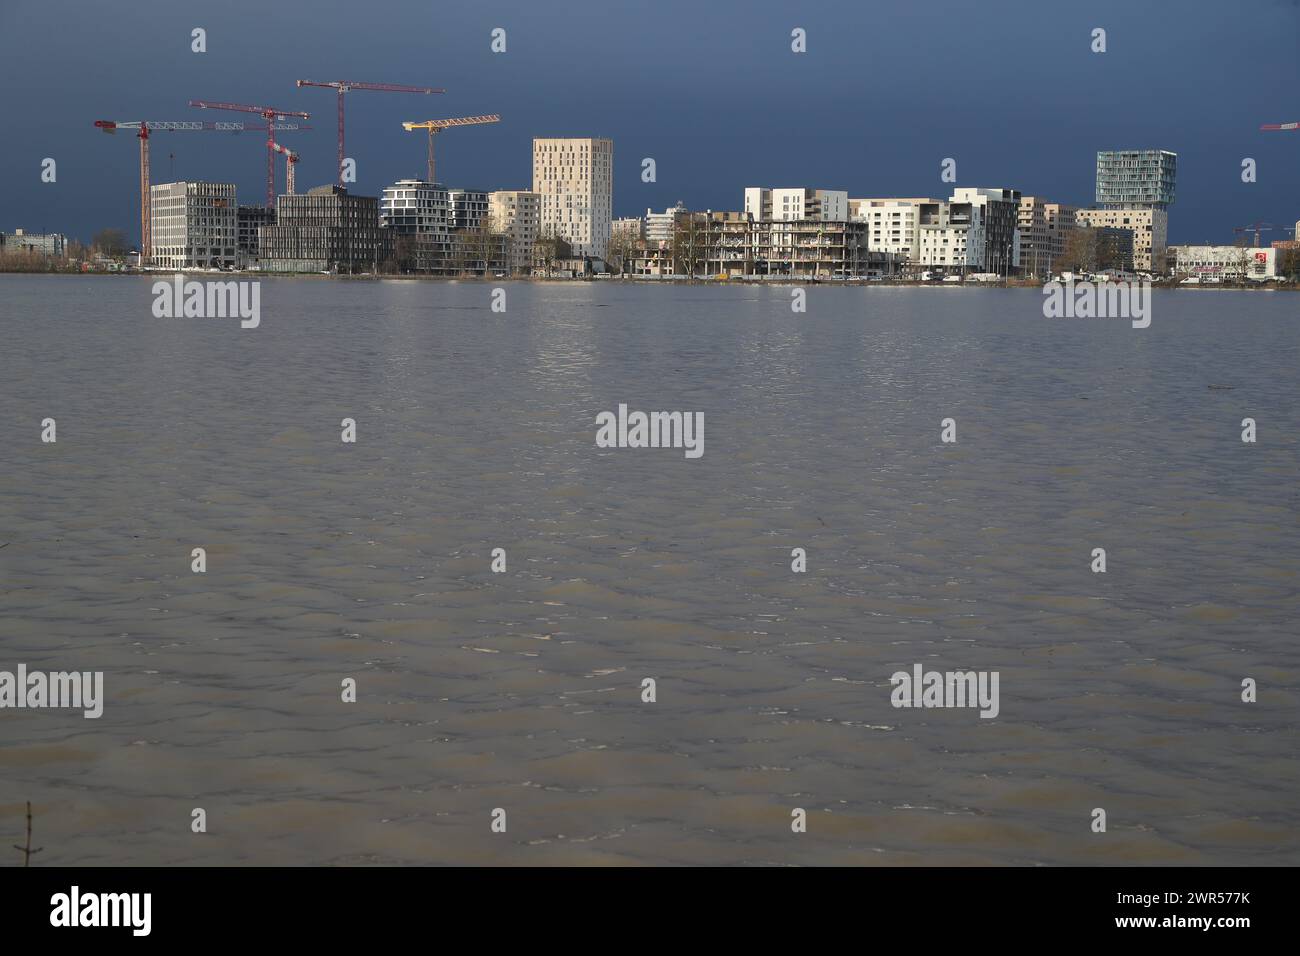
[915,188,1021,275]
[1076,207,1167,273]
[630,210,894,279]
[381,179,452,273]
[744,187,848,222]
[1095,149,1177,209]
[1170,245,1276,280]
[489,190,540,274]
[149,181,237,270]
[236,206,275,264]
[259,185,391,273]
[849,198,935,263]
[1,229,67,257]
[532,137,613,260]
[448,189,490,231]
[644,203,686,242]
[1016,197,1078,277]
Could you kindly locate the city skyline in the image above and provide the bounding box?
[1,0,1296,243]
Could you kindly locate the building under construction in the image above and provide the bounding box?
[258,185,391,273]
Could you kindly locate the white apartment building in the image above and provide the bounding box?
[744,187,848,222]
[645,203,686,242]
[849,198,934,261]
[381,179,451,239]
[612,217,643,241]
[532,137,613,259]
[1171,245,1276,280]
[489,190,540,274]
[1076,207,1167,273]
[916,188,1021,275]
[149,181,237,270]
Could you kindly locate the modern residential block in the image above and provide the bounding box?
[532,137,613,260]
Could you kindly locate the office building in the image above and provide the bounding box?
[259,185,391,273]
[149,181,237,270]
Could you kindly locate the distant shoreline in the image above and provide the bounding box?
[1,271,1294,291]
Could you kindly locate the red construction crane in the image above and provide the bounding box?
[189,101,311,207]
[94,119,308,264]
[269,142,299,195]
[1233,221,1279,247]
[401,115,500,184]
[295,80,443,185]
[1260,122,1299,131]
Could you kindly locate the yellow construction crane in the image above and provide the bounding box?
[401,115,500,184]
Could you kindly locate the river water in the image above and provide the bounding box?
[1,276,1296,865]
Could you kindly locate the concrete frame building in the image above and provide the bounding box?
[149,181,237,270]
[489,190,540,274]
[259,185,390,274]
[532,137,613,260]
[630,210,893,279]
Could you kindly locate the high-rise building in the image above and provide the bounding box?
[1076,207,1167,273]
[149,181,237,270]
[532,137,613,259]
[489,190,540,274]
[259,185,391,273]
[1095,149,1176,209]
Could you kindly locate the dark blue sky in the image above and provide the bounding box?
[2,0,1296,244]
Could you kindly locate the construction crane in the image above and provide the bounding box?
[1260,121,1299,131]
[1233,221,1279,247]
[401,115,500,184]
[189,101,311,207]
[269,142,299,195]
[295,79,443,185]
[94,119,308,264]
